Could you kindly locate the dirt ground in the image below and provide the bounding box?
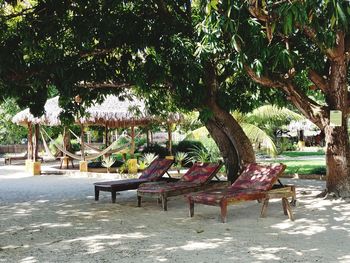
[0,162,349,263]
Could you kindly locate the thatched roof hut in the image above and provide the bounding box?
[13,95,181,127]
[12,96,61,126]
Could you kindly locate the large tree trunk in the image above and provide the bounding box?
[323,58,350,197]
[203,60,256,182]
[205,119,240,182]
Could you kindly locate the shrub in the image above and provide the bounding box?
[176,140,205,154]
[142,143,168,158]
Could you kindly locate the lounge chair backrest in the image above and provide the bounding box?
[229,163,286,192]
[180,162,222,184]
[139,158,174,180]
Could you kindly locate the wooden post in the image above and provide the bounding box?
[130,126,135,156]
[167,123,172,155]
[146,128,150,147]
[63,126,69,156]
[105,123,109,147]
[33,124,39,162]
[80,124,85,161]
[27,122,33,161]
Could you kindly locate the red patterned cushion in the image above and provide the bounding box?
[180,163,220,184]
[138,181,198,194]
[139,158,173,180]
[188,189,228,205]
[229,163,285,192]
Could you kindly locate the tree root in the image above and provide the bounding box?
[315,189,328,198]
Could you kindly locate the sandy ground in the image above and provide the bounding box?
[0,161,350,263]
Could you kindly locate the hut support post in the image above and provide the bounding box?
[27,123,33,161]
[167,123,172,156]
[105,124,109,147]
[79,124,88,172]
[62,126,71,168]
[146,128,150,147]
[80,124,85,161]
[130,126,135,156]
[33,124,39,162]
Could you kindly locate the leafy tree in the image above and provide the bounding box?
[202,0,350,197]
[0,98,26,144]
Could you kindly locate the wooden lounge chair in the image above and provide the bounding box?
[5,154,43,165]
[187,163,296,223]
[94,158,175,203]
[137,162,226,211]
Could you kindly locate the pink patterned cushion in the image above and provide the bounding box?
[229,163,285,192]
[180,163,220,184]
[139,158,173,180]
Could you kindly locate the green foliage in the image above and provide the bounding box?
[101,155,116,170]
[142,152,158,166]
[177,140,205,155]
[142,143,168,158]
[175,151,189,169]
[0,98,27,144]
[189,145,211,163]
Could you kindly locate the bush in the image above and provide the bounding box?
[176,140,205,154]
[142,143,169,158]
[176,140,207,166]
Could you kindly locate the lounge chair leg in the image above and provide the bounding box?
[260,198,269,218]
[282,197,295,221]
[220,201,227,223]
[189,199,194,217]
[161,195,168,211]
[111,191,117,203]
[137,196,142,207]
[282,197,288,215]
[94,187,99,201]
[290,185,297,206]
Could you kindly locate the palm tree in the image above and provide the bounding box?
[186,105,304,157]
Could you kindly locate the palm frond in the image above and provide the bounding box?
[241,123,277,157]
[246,105,303,125]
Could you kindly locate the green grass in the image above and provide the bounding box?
[281,151,325,158]
[268,159,326,175]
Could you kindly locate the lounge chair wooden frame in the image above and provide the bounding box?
[187,163,296,223]
[94,158,175,203]
[137,162,227,211]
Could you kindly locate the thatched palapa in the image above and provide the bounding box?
[12,95,181,127]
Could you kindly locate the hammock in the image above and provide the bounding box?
[40,131,56,159]
[69,129,127,154]
[41,128,130,161]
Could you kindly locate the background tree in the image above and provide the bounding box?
[0,98,27,144]
[201,0,350,197]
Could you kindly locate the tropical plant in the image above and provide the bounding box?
[101,155,116,173]
[175,151,189,172]
[189,145,210,163]
[142,153,158,166]
[138,160,147,171]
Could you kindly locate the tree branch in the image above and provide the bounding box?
[247,0,269,22]
[76,82,132,89]
[244,64,327,128]
[282,81,327,128]
[243,65,284,88]
[300,25,339,59]
[308,69,329,93]
[79,48,115,58]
